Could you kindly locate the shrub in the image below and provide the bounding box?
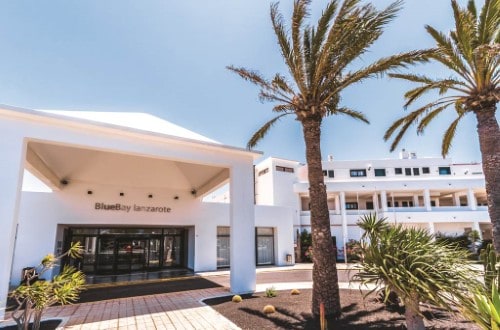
[262,305,276,314]
[356,214,482,330]
[290,288,300,295]
[265,286,277,298]
[346,239,362,262]
[231,295,242,303]
[9,242,85,330]
[300,230,313,262]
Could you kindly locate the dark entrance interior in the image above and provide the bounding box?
[64,227,187,275]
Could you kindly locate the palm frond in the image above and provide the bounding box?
[425,25,475,84]
[384,101,445,151]
[270,3,296,85]
[247,113,292,149]
[226,66,273,90]
[416,104,452,134]
[441,112,466,157]
[478,0,500,44]
[291,0,310,93]
[328,107,370,124]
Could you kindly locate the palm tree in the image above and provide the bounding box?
[356,214,482,330]
[384,0,500,250]
[228,0,430,317]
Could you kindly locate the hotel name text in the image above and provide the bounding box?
[94,202,172,213]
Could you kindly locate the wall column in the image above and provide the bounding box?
[453,193,461,207]
[428,222,435,236]
[339,191,348,261]
[334,194,340,215]
[467,188,477,211]
[380,190,388,212]
[423,189,432,211]
[372,192,379,213]
[0,135,26,320]
[229,162,256,293]
[413,194,419,207]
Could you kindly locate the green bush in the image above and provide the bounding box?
[265,286,277,298]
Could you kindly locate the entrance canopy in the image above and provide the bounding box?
[26,140,230,197]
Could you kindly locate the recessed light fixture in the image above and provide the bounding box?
[148,194,153,198]
[120,192,125,196]
[174,196,179,200]
[87,190,93,195]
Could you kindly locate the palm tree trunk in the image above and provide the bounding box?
[475,108,500,252]
[302,116,342,318]
[403,296,425,330]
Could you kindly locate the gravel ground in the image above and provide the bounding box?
[204,289,479,329]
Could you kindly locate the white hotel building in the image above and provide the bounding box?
[254,153,491,256]
[0,105,490,319]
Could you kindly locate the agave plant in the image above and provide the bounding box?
[356,215,481,330]
[462,282,500,330]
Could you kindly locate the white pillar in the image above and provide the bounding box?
[413,194,419,207]
[0,136,26,320]
[339,191,348,261]
[380,190,388,212]
[453,193,461,207]
[372,192,379,212]
[435,198,440,207]
[229,163,256,293]
[467,188,477,211]
[423,189,432,211]
[334,194,340,215]
[428,222,435,236]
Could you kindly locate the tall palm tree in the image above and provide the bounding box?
[228,0,430,317]
[384,0,500,250]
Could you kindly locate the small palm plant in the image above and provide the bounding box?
[9,242,86,330]
[356,214,481,330]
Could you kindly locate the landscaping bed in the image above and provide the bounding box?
[204,289,478,329]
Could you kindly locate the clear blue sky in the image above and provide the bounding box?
[0,0,495,163]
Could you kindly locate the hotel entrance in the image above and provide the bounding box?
[64,227,187,275]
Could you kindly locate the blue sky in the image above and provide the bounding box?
[0,0,495,163]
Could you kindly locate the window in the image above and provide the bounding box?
[345,202,358,210]
[395,168,403,175]
[256,227,274,266]
[402,201,408,207]
[374,168,386,177]
[431,201,436,207]
[366,202,374,210]
[394,201,399,207]
[439,167,451,175]
[422,167,430,174]
[328,170,335,178]
[413,168,420,176]
[258,168,269,176]
[322,170,327,177]
[350,169,367,177]
[217,227,230,268]
[405,168,412,176]
[276,166,294,173]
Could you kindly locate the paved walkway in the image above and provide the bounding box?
[1,264,360,329]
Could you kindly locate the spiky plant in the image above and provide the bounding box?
[10,242,85,330]
[227,0,430,317]
[356,216,482,330]
[384,0,500,251]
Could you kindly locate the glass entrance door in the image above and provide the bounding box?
[116,238,147,273]
[163,235,182,267]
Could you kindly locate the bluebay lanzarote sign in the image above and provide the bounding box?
[94,202,172,213]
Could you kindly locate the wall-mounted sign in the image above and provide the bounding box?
[94,202,171,213]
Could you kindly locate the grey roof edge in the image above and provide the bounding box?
[0,104,263,158]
